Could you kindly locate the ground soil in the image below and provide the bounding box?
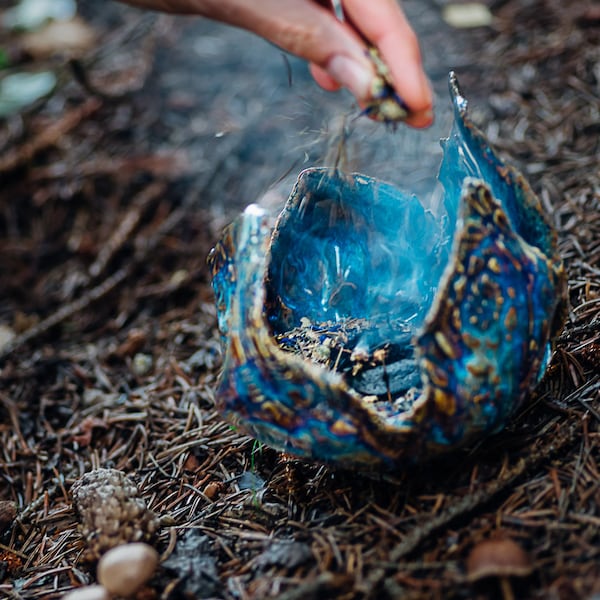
[1,0,599,599]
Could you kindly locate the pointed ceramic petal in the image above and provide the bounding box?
[415,178,565,451]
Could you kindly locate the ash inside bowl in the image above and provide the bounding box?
[276,317,420,414]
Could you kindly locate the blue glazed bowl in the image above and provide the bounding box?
[208,73,567,468]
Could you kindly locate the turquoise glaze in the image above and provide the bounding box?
[207,73,566,468]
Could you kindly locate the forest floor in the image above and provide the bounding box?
[1,0,599,598]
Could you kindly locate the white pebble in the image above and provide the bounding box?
[132,353,153,376]
[442,3,493,28]
[62,585,110,600]
[0,324,15,353]
[97,542,159,597]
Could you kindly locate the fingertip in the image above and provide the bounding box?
[377,35,433,115]
[341,0,432,115]
[309,63,342,92]
[405,107,434,129]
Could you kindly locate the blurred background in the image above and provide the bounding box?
[1,1,599,599]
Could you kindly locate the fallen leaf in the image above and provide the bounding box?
[162,530,219,599]
[0,70,56,117]
[255,540,313,570]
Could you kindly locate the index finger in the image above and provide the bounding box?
[342,0,433,123]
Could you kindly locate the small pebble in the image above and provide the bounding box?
[0,324,15,353]
[170,269,188,286]
[442,3,493,28]
[132,353,153,376]
[203,481,220,499]
[97,542,159,597]
[62,585,110,600]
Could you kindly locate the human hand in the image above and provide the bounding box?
[122,0,433,127]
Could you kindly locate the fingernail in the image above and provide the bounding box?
[326,55,373,101]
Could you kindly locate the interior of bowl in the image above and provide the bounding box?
[265,168,448,410]
[266,169,448,332]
